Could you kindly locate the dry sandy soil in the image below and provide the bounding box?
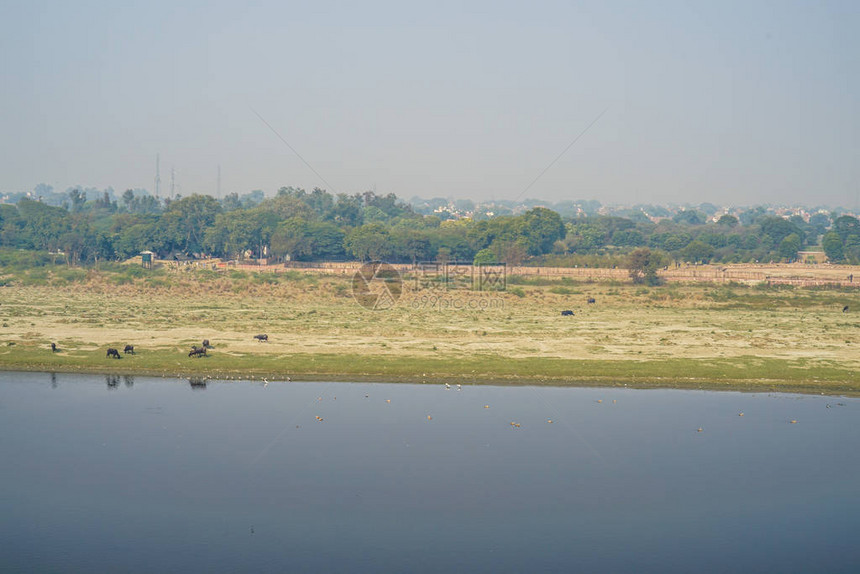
[1,266,858,381]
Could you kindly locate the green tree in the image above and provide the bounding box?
[121,189,136,211]
[651,231,692,252]
[518,207,566,255]
[112,220,158,259]
[628,247,662,285]
[220,192,243,211]
[808,212,831,236]
[759,216,804,250]
[698,232,727,248]
[717,214,739,228]
[673,209,705,225]
[270,218,313,261]
[330,193,364,226]
[563,222,606,252]
[473,248,497,265]
[778,233,801,261]
[344,223,392,261]
[680,240,715,263]
[266,190,315,220]
[67,188,86,213]
[392,228,432,264]
[739,206,767,226]
[822,232,844,262]
[612,229,645,247]
[490,239,529,266]
[833,215,860,241]
[164,194,222,254]
[269,219,346,261]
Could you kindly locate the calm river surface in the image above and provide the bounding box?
[1,371,858,573]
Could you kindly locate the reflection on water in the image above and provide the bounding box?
[188,377,207,390]
[2,371,859,574]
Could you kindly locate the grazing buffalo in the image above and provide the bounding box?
[587,297,596,304]
[844,305,850,313]
[561,310,574,316]
[124,344,135,354]
[106,348,121,359]
[188,346,207,358]
[202,339,211,349]
[254,334,269,342]
[51,342,58,352]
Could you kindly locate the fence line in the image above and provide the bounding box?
[204,260,858,288]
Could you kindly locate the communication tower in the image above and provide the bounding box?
[155,153,161,198]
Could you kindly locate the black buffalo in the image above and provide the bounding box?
[188,346,207,358]
[254,334,269,342]
[124,344,135,354]
[561,310,574,316]
[106,348,121,359]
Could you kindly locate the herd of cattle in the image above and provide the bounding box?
[46,298,852,357]
[86,334,269,359]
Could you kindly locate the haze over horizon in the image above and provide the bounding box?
[1,1,857,208]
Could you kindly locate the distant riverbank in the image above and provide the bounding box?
[0,271,857,395]
[2,352,857,396]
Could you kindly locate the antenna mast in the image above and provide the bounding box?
[155,153,161,198]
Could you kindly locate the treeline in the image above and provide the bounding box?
[0,186,858,267]
[551,210,860,265]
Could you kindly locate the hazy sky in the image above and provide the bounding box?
[1,0,857,207]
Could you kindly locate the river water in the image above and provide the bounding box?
[1,372,858,573]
